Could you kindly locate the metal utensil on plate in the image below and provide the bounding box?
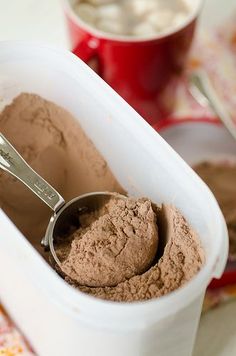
[0,133,125,268]
[189,70,236,141]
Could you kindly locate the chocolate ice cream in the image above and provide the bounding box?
[59,200,204,302]
[60,197,158,287]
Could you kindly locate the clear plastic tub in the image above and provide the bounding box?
[0,42,228,356]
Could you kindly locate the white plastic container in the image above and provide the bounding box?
[0,43,228,356]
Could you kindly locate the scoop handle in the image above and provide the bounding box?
[0,133,65,212]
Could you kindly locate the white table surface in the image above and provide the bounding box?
[0,1,236,355]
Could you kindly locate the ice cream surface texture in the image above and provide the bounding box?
[59,199,204,302]
[60,197,158,287]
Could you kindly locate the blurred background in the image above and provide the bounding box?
[0,1,236,355]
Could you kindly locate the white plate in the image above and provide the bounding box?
[160,120,236,165]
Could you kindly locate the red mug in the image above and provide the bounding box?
[63,0,203,125]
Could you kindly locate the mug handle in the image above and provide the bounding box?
[73,36,100,63]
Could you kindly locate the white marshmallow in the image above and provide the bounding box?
[97,3,122,20]
[74,0,191,36]
[132,22,157,37]
[127,0,160,16]
[146,10,174,31]
[74,3,97,24]
[172,12,188,27]
[96,19,125,35]
[87,0,115,5]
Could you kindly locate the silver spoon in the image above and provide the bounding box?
[0,133,124,268]
[189,70,236,141]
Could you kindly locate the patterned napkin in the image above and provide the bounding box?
[172,13,236,121]
[0,305,34,355]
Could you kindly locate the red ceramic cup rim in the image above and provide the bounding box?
[62,0,204,43]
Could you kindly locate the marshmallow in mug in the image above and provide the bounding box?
[127,0,162,16]
[74,3,97,24]
[73,0,191,37]
[87,0,114,5]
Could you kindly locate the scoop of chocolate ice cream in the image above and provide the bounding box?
[61,197,158,287]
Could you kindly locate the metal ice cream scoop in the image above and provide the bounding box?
[0,133,124,268]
